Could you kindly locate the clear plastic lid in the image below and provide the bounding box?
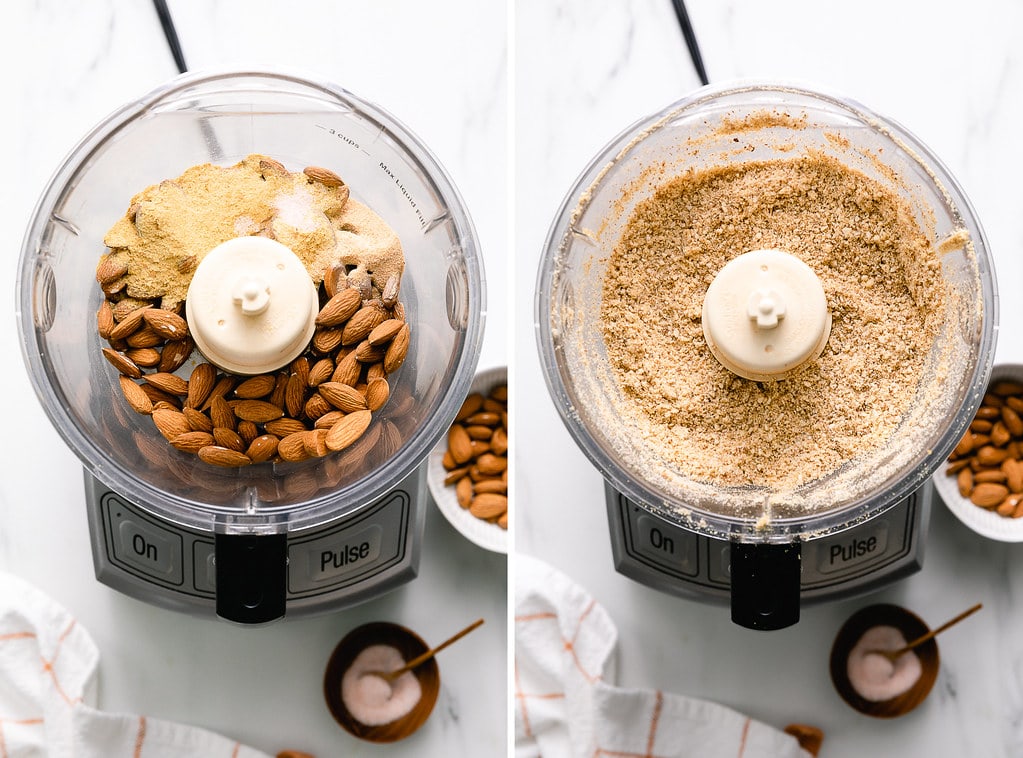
[17,69,485,534]
[536,81,997,542]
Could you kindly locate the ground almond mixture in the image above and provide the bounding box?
[600,152,949,491]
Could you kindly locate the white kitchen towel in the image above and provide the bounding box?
[0,571,273,757]
[514,554,815,758]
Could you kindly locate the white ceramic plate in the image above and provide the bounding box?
[427,366,508,553]
[932,363,1023,542]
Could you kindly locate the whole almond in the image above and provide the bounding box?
[490,427,509,456]
[284,374,307,418]
[213,427,246,452]
[325,409,373,451]
[126,325,162,349]
[278,432,312,462]
[303,165,344,187]
[142,309,189,340]
[341,306,387,346]
[234,400,285,423]
[448,424,473,465]
[158,338,194,373]
[469,493,507,520]
[312,328,343,354]
[197,446,252,467]
[977,446,1009,467]
[233,374,277,399]
[474,479,507,495]
[316,289,363,327]
[383,323,410,374]
[953,431,974,458]
[303,429,329,458]
[308,358,335,387]
[119,376,153,415]
[97,300,115,339]
[1005,458,1023,493]
[319,382,368,412]
[974,470,1007,484]
[354,340,386,364]
[476,453,507,476]
[237,420,259,446]
[259,157,287,176]
[246,434,279,464]
[145,372,189,396]
[314,410,347,430]
[455,476,473,508]
[183,407,214,433]
[185,363,217,409]
[102,348,142,379]
[381,274,400,308]
[490,384,508,403]
[971,482,1010,508]
[331,351,362,387]
[1003,405,1023,437]
[140,384,181,408]
[304,392,333,420]
[977,406,1001,420]
[126,347,161,368]
[209,395,236,431]
[465,425,493,440]
[152,408,192,441]
[366,378,390,411]
[171,431,215,453]
[269,373,289,409]
[445,466,471,487]
[201,375,237,411]
[323,263,345,299]
[368,318,405,346]
[991,421,1012,447]
[465,411,501,427]
[265,418,309,438]
[456,394,484,422]
[96,256,128,285]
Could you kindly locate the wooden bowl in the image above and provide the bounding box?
[323,621,441,742]
[829,603,939,718]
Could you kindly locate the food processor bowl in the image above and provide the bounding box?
[17,69,485,620]
[536,81,996,625]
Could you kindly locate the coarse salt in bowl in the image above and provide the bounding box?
[932,363,1023,542]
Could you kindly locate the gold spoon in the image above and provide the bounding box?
[869,603,982,663]
[367,618,485,683]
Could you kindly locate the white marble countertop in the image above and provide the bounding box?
[516,1,1023,757]
[0,1,506,756]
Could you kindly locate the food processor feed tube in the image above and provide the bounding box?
[703,247,834,629]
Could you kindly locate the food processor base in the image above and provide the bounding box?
[606,480,930,608]
[84,464,426,621]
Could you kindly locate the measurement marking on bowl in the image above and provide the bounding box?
[50,213,80,236]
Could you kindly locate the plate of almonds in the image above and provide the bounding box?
[427,366,508,553]
[933,364,1023,541]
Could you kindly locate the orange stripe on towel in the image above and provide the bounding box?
[646,690,664,755]
[0,632,36,642]
[134,716,147,757]
[737,717,751,756]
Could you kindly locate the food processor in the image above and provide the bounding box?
[17,70,485,624]
[536,82,997,630]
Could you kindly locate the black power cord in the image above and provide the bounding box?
[670,0,709,86]
[153,0,188,73]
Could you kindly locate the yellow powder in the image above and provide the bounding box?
[99,154,403,307]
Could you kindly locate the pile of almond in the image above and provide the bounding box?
[442,382,508,529]
[947,378,1023,517]
[98,259,409,468]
